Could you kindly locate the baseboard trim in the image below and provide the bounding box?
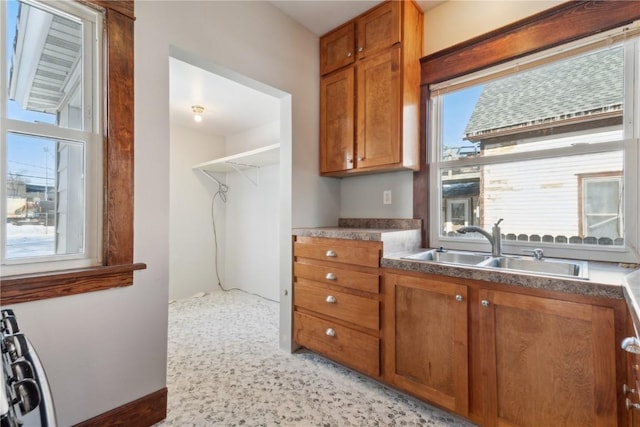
[73,387,167,427]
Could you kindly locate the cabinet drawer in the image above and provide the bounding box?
[294,237,381,268]
[294,280,379,330]
[294,262,379,294]
[294,311,380,377]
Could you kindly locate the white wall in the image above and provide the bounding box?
[223,122,281,302]
[226,121,279,155]
[338,1,566,220]
[169,124,226,301]
[423,1,565,55]
[225,163,280,301]
[340,171,413,218]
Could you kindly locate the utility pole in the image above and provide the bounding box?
[44,146,49,231]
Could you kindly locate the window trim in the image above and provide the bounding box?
[1,0,144,305]
[415,0,640,259]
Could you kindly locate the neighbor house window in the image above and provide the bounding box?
[428,25,640,262]
[1,0,102,275]
[579,173,623,242]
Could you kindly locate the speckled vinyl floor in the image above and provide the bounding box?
[154,290,476,427]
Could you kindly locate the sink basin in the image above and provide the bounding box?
[478,256,588,279]
[402,249,490,265]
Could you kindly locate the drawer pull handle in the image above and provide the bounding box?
[325,250,337,257]
[326,295,337,304]
[325,328,336,337]
[622,337,640,354]
[455,295,463,302]
[627,398,640,411]
[624,384,637,395]
[325,273,336,281]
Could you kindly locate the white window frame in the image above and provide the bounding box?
[0,0,103,276]
[428,24,640,263]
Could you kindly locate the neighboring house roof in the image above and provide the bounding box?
[443,180,479,198]
[464,46,623,141]
[8,2,82,113]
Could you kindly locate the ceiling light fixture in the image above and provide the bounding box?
[192,105,204,123]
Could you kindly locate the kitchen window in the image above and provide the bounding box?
[1,0,102,275]
[428,24,640,263]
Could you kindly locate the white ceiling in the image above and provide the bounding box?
[169,1,444,137]
[270,0,444,36]
[169,57,280,137]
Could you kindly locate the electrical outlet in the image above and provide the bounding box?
[383,190,392,205]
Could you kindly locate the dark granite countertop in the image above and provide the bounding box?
[382,251,633,300]
[292,218,422,256]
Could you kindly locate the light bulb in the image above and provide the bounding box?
[191,105,204,123]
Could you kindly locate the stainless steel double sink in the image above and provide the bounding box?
[402,249,589,279]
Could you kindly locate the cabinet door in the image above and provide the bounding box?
[384,273,469,415]
[320,22,355,75]
[356,1,400,60]
[320,67,355,174]
[479,289,617,427]
[356,47,401,170]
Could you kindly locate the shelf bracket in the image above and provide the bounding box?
[199,169,226,188]
[226,161,260,186]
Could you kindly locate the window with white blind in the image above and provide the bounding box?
[429,24,640,262]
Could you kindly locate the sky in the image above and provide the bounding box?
[441,85,483,158]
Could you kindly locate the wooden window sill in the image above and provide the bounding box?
[1,263,147,305]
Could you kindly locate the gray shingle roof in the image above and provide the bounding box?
[464,46,623,140]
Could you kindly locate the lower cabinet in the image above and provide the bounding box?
[383,272,469,416]
[383,271,622,427]
[479,288,618,427]
[293,249,625,426]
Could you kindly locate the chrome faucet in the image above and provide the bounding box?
[457,218,504,257]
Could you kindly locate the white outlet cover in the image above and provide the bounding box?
[383,190,392,205]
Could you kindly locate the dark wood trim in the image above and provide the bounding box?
[413,84,429,247]
[414,0,640,246]
[73,387,167,427]
[420,1,640,85]
[1,263,146,305]
[103,7,135,266]
[0,1,138,304]
[78,0,135,20]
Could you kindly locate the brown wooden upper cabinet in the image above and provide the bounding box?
[319,1,422,177]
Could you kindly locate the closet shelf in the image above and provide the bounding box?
[192,143,280,173]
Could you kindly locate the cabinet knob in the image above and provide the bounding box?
[622,337,640,354]
[624,384,637,395]
[326,295,337,304]
[455,295,463,302]
[347,158,353,164]
[325,328,336,337]
[347,52,352,57]
[325,272,336,281]
[358,46,363,52]
[481,300,490,307]
[325,250,337,257]
[627,398,640,411]
[357,156,364,161]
